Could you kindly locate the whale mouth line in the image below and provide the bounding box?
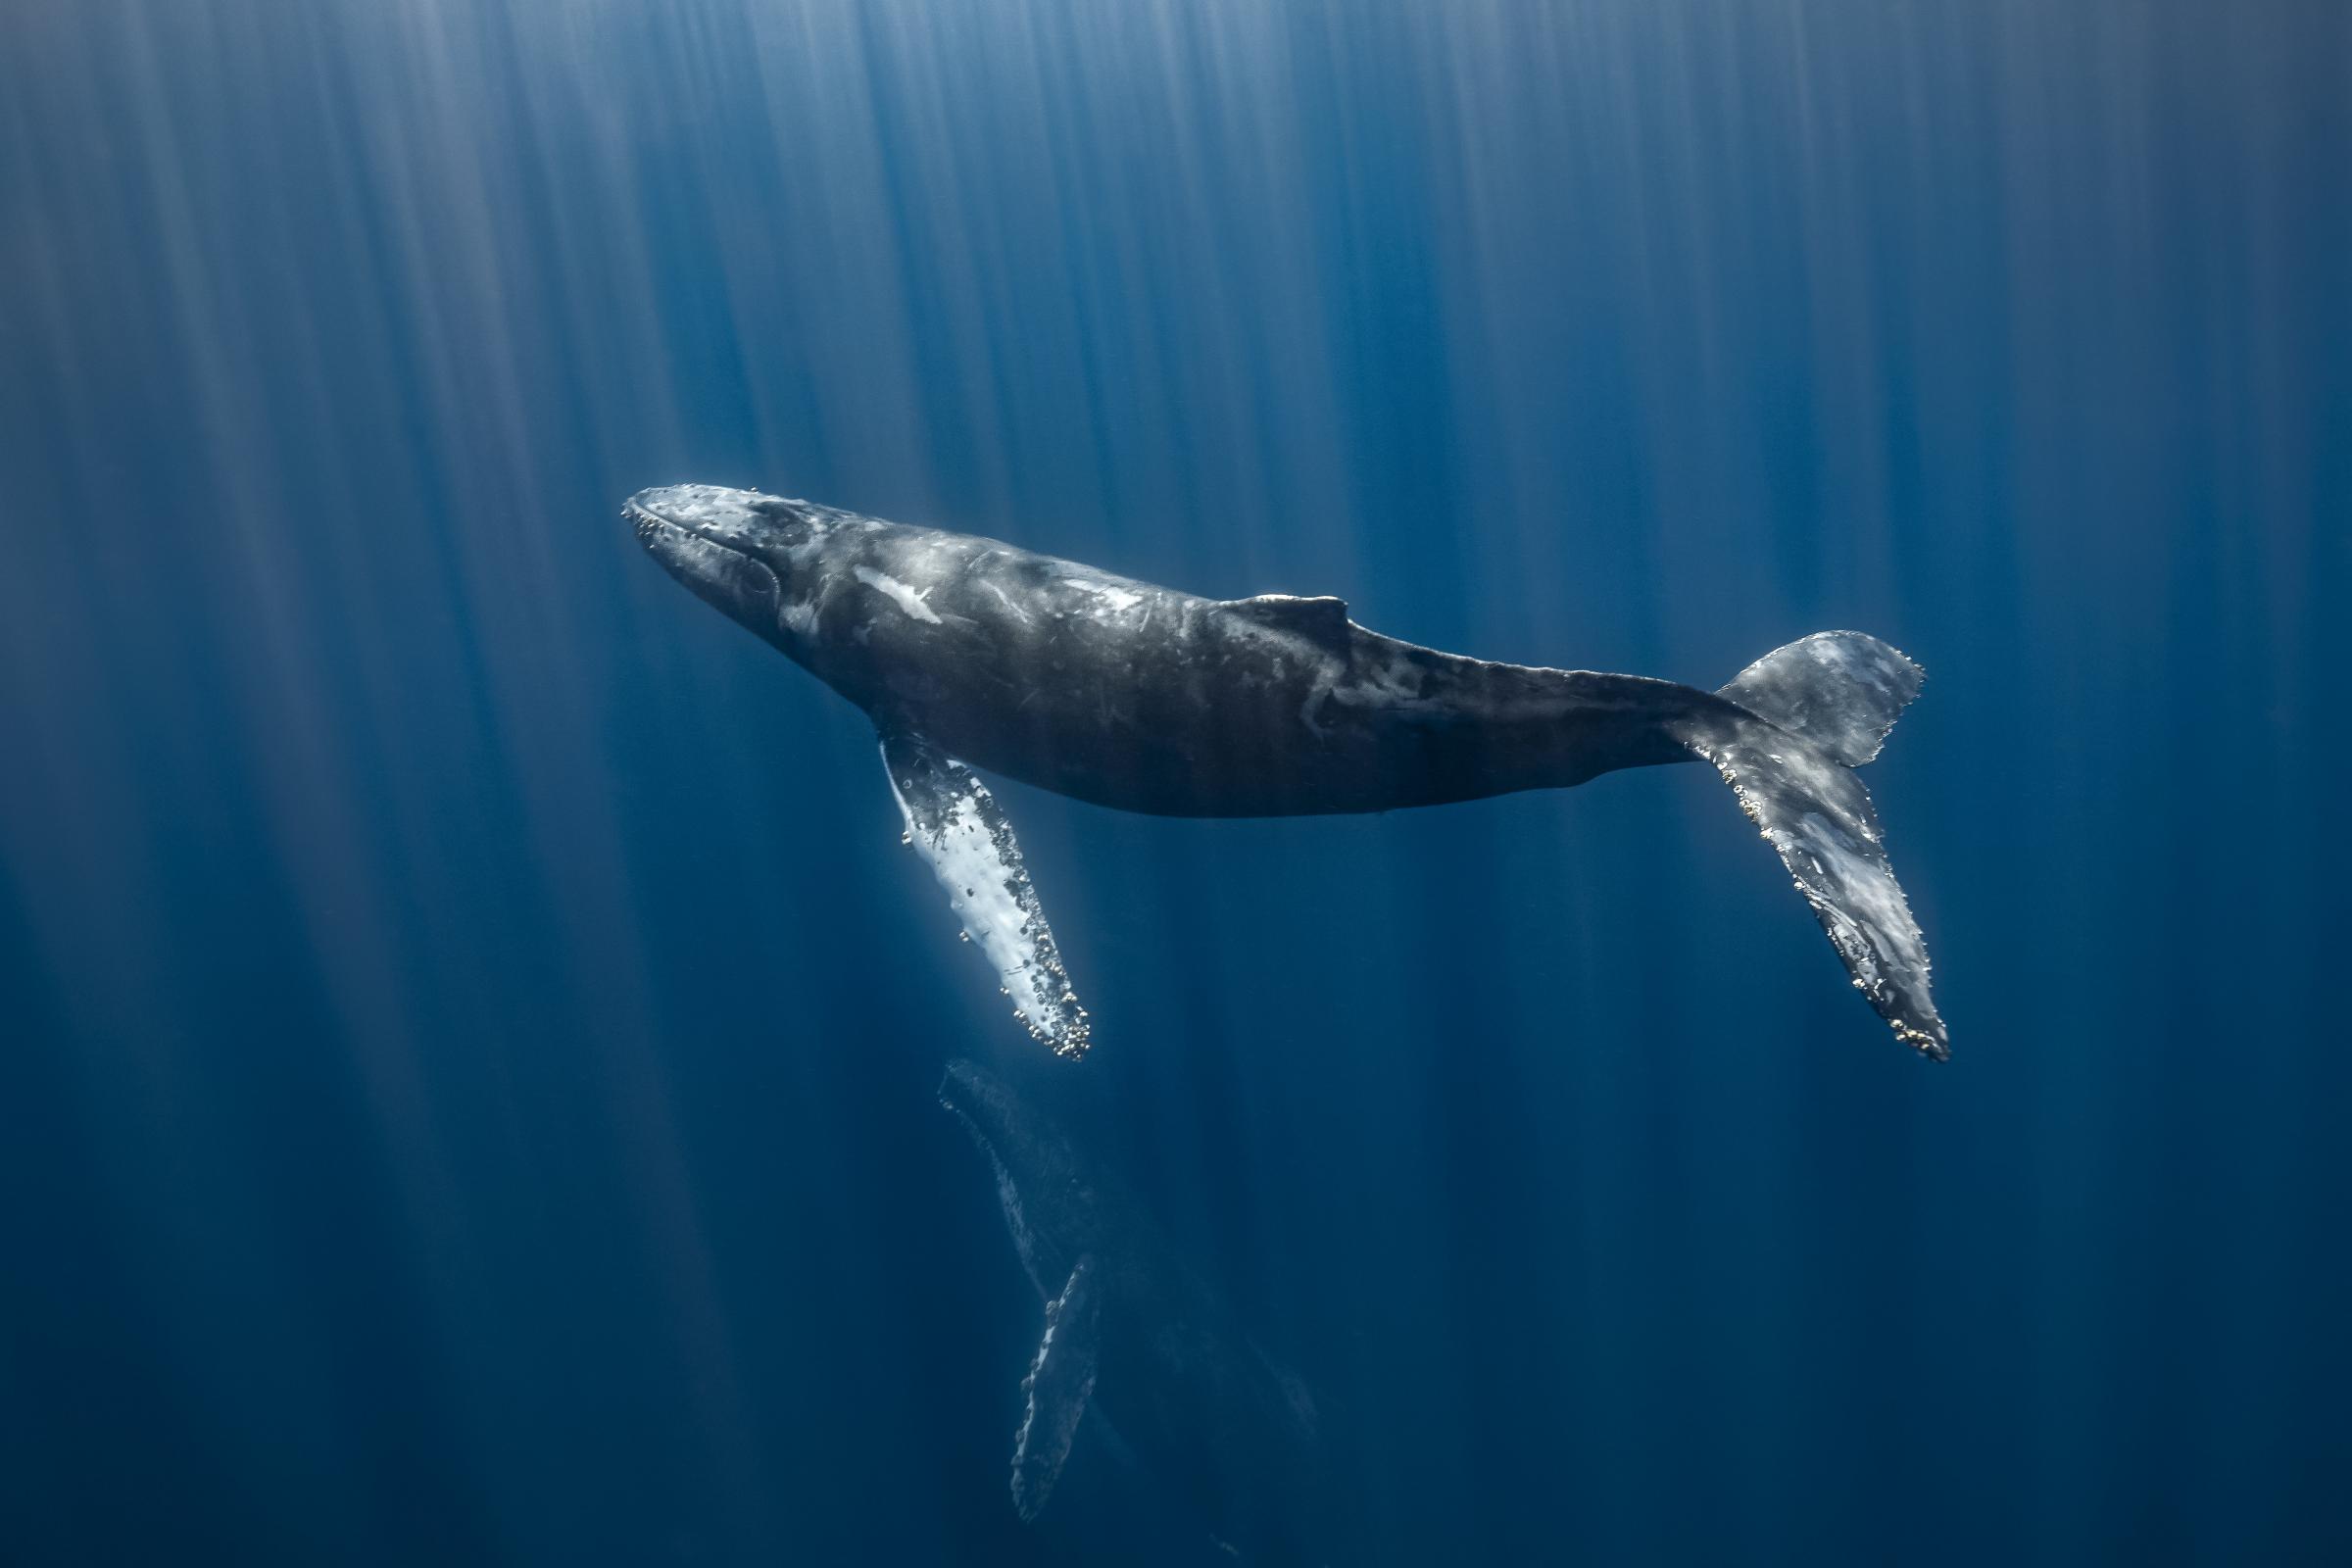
[624,496,766,567]
[627,495,784,621]
[623,496,698,550]
[622,498,663,546]
[936,1064,985,1137]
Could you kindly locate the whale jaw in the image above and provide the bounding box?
[625,485,813,644]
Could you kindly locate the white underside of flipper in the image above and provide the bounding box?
[883,733,1093,1058]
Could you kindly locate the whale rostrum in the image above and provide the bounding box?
[630,483,1949,1062]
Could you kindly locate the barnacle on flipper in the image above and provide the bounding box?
[1892,1019,1948,1061]
[886,734,1094,1059]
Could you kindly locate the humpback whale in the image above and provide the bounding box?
[939,1059,1343,1560]
[628,484,1949,1061]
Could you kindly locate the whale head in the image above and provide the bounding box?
[625,483,830,650]
[937,1058,1081,1197]
[938,1059,1101,1294]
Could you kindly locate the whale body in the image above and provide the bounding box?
[629,484,1950,1061]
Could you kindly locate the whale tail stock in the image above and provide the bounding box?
[1671,631,1949,1060]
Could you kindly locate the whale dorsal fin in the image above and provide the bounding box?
[882,733,1091,1058]
[1011,1253,1102,1522]
[1225,593,1351,650]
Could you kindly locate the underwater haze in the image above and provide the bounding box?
[3,1,2348,1562]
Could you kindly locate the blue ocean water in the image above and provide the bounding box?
[3,1,2346,1561]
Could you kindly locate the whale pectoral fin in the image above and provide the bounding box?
[881,733,1092,1059]
[1225,593,1352,650]
[1012,1254,1102,1523]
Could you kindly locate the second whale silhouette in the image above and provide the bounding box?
[939,1058,1343,1560]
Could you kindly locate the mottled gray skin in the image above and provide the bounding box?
[940,1059,1341,1563]
[630,484,1729,816]
[629,482,1950,1059]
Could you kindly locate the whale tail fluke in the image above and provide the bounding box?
[1717,630,1925,766]
[1674,632,1948,1059]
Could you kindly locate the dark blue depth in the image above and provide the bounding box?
[2,2,2346,1562]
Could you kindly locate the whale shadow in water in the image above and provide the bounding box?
[939,1058,1360,1565]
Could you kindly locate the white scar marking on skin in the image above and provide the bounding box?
[984,582,1032,621]
[855,566,943,624]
